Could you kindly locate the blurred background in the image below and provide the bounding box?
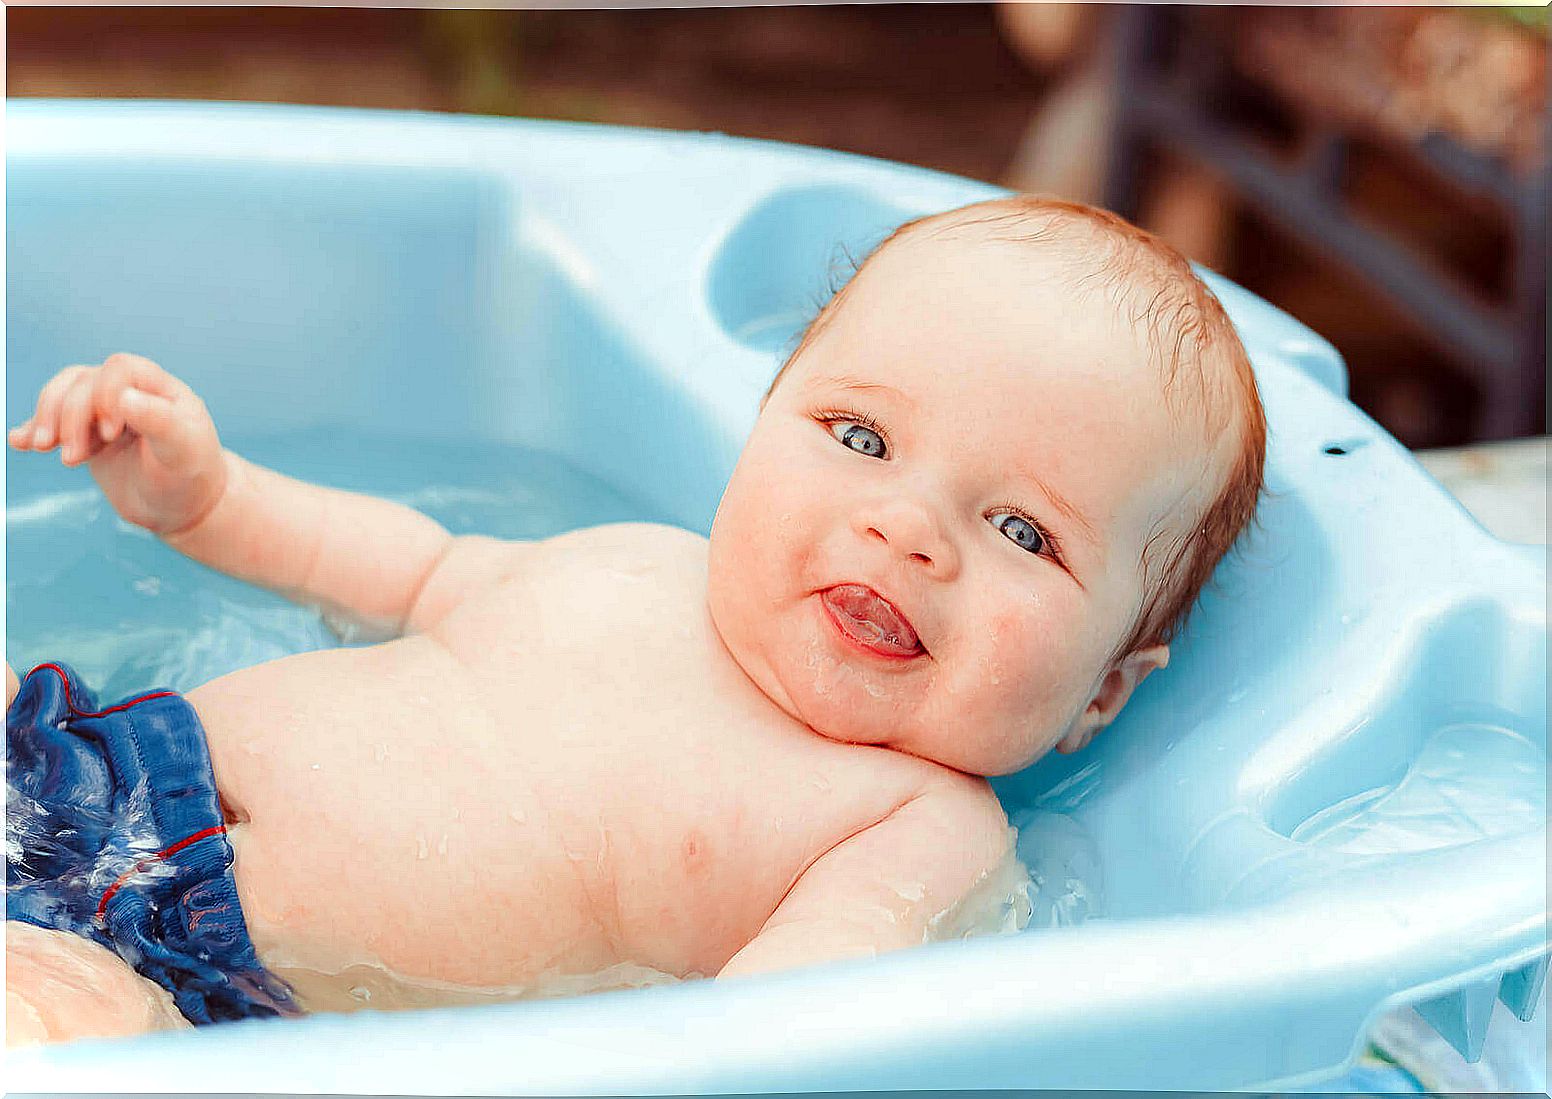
[7,4,1547,449]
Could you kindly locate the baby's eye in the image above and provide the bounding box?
[991,511,1046,555]
[827,419,887,459]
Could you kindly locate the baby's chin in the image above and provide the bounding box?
[730,631,909,748]
[751,632,1048,774]
[789,669,1058,775]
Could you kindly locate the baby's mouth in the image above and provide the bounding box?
[820,584,924,659]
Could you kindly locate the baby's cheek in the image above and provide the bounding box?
[986,604,1062,673]
[983,605,1087,717]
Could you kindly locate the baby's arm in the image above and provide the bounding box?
[718,774,1012,981]
[9,354,501,638]
[166,449,461,638]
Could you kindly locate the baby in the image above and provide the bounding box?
[5,195,1265,1045]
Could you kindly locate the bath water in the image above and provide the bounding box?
[1290,722,1546,854]
[6,428,671,697]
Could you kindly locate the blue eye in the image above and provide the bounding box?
[829,420,886,459]
[993,512,1045,555]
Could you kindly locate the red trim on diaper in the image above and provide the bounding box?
[96,825,228,919]
[27,662,177,717]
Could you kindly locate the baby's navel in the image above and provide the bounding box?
[680,828,712,875]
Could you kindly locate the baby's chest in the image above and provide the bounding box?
[432,535,734,730]
[426,570,919,969]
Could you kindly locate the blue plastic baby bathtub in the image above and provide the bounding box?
[6,101,1547,1093]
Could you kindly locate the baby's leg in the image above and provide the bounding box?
[6,662,18,709]
[6,921,191,1046]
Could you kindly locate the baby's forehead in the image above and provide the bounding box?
[834,227,1176,397]
[888,209,1236,432]
[853,219,1165,359]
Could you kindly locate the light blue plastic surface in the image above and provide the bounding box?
[6,101,1547,1094]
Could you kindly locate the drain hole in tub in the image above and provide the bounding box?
[1288,721,1545,855]
[1322,437,1369,457]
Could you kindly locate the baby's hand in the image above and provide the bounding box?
[9,354,228,536]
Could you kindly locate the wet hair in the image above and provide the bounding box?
[762,194,1267,661]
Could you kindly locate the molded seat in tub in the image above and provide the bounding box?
[6,101,1546,1093]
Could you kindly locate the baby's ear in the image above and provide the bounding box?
[1056,644,1170,754]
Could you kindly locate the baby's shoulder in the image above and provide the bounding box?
[539,521,708,557]
[406,523,704,634]
[831,750,1008,856]
[913,766,1010,844]
[549,521,707,549]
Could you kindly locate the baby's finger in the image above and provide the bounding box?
[9,420,36,450]
[58,372,101,465]
[29,366,92,450]
[118,388,198,467]
[95,359,130,442]
[103,352,185,401]
[98,353,193,442]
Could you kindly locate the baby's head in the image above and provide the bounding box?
[707,196,1266,776]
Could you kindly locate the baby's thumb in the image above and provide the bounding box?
[119,389,199,467]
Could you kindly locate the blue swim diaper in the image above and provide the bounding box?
[6,662,300,1024]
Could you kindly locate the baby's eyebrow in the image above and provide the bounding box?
[806,374,918,410]
[1016,468,1102,553]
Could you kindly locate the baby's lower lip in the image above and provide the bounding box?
[819,587,925,661]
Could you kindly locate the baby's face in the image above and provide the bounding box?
[708,225,1222,775]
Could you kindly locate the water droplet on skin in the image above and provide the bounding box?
[452,809,463,822]
[416,837,429,860]
[373,743,387,763]
[436,834,449,856]
[349,985,372,1002]
[311,763,321,771]
[508,807,527,824]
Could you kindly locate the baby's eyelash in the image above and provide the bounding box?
[815,406,890,447]
[815,406,882,430]
[990,499,1065,563]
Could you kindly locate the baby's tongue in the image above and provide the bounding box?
[824,584,921,655]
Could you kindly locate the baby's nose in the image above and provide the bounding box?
[854,498,960,579]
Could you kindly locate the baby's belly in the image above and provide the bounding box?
[188,638,623,1008]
